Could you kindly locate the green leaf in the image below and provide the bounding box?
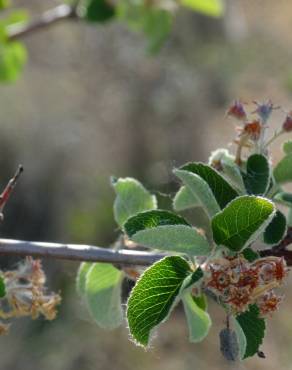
[263,210,287,245]
[174,169,220,218]
[132,225,211,256]
[124,210,210,255]
[192,293,207,311]
[83,0,115,22]
[127,256,191,346]
[274,153,292,184]
[182,293,211,343]
[242,248,259,262]
[243,154,270,195]
[232,316,247,361]
[180,0,224,17]
[117,0,172,53]
[173,186,199,211]
[0,41,27,82]
[181,267,204,290]
[112,177,157,227]
[236,305,266,359]
[85,263,123,329]
[124,209,189,237]
[274,192,292,207]
[0,276,6,298]
[179,163,238,209]
[221,159,246,194]
[211,196,275,251]
[288,208,292,227]
[283,140,292,154]
[76,262,92,296]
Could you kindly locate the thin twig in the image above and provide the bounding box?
[0,238,166,265]
[8,4,78,40]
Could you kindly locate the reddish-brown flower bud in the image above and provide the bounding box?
[227,100,247,120]
[283,112,292,132]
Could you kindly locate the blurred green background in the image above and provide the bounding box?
[0,0,292,369]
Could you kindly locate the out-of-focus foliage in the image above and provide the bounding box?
[0,9,28,81]
[179,0,224,17]
[0,0,224,82]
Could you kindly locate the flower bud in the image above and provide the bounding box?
[283,112,292,132]
[227,100,247,120]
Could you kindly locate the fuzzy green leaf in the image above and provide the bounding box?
[173,186,199,211]
[232,317,247,360]
[174,169,220,218]
[124,209,189,237]
[283,140,292,154]
[180,0,224,17]
[221,159,245,193]
[131,224,211,256]
[76,262,92,296]
[179,163,238,209]
[182,293,211,343]
[112,177,157,227]
[236,305,266,359]
[274,192,292,207]
[211,196,275,251]
[85,263,123,329]
[263,210,287,245]
[243,154,270,195]
[274,153,292,184]
[127,256,191,346]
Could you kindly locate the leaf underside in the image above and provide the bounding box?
[85,263,124,330]
[180,162,238,209]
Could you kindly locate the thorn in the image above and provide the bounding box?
[0,165,24,218]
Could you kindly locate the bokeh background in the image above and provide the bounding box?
[0,0,292,369]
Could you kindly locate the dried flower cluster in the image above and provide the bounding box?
[205,255,288,315]
[0,257,61,334]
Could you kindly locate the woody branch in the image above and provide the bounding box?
[0,229,291,266]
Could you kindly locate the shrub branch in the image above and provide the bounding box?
[0,230,291,265]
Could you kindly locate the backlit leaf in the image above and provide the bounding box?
[182,292,211,343]
[85,263,123,329]
[112,177,157,227]
[211,196,275,251]
[127,256,192,346]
